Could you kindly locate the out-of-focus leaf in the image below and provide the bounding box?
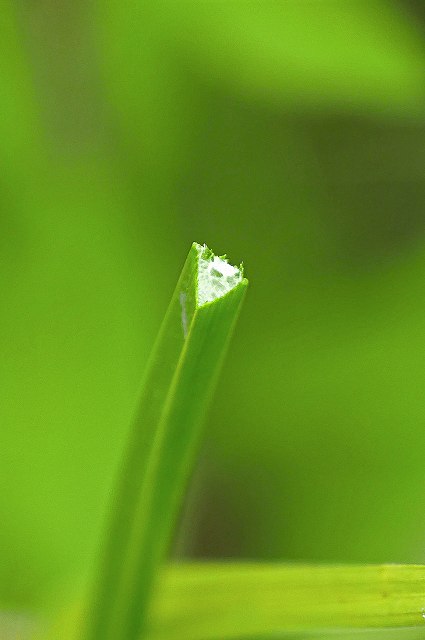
[95,0,425,209]
[95,2,200,184]
[160,0,425,116]
[0,157,158,608]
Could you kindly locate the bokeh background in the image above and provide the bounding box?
[3,0,425,622]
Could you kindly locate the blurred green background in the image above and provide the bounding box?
[3,0,425,616]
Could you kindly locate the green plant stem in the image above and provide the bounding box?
[148,562,425,639]
[84,243,247,640]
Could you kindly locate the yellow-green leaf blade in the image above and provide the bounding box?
[149,563,425,639]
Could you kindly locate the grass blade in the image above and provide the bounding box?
[84,243,248,640]
[148,562,425,639]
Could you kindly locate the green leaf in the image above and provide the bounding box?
[148,562,425,639]
[84,243,248,640]
[160,0,425,117]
